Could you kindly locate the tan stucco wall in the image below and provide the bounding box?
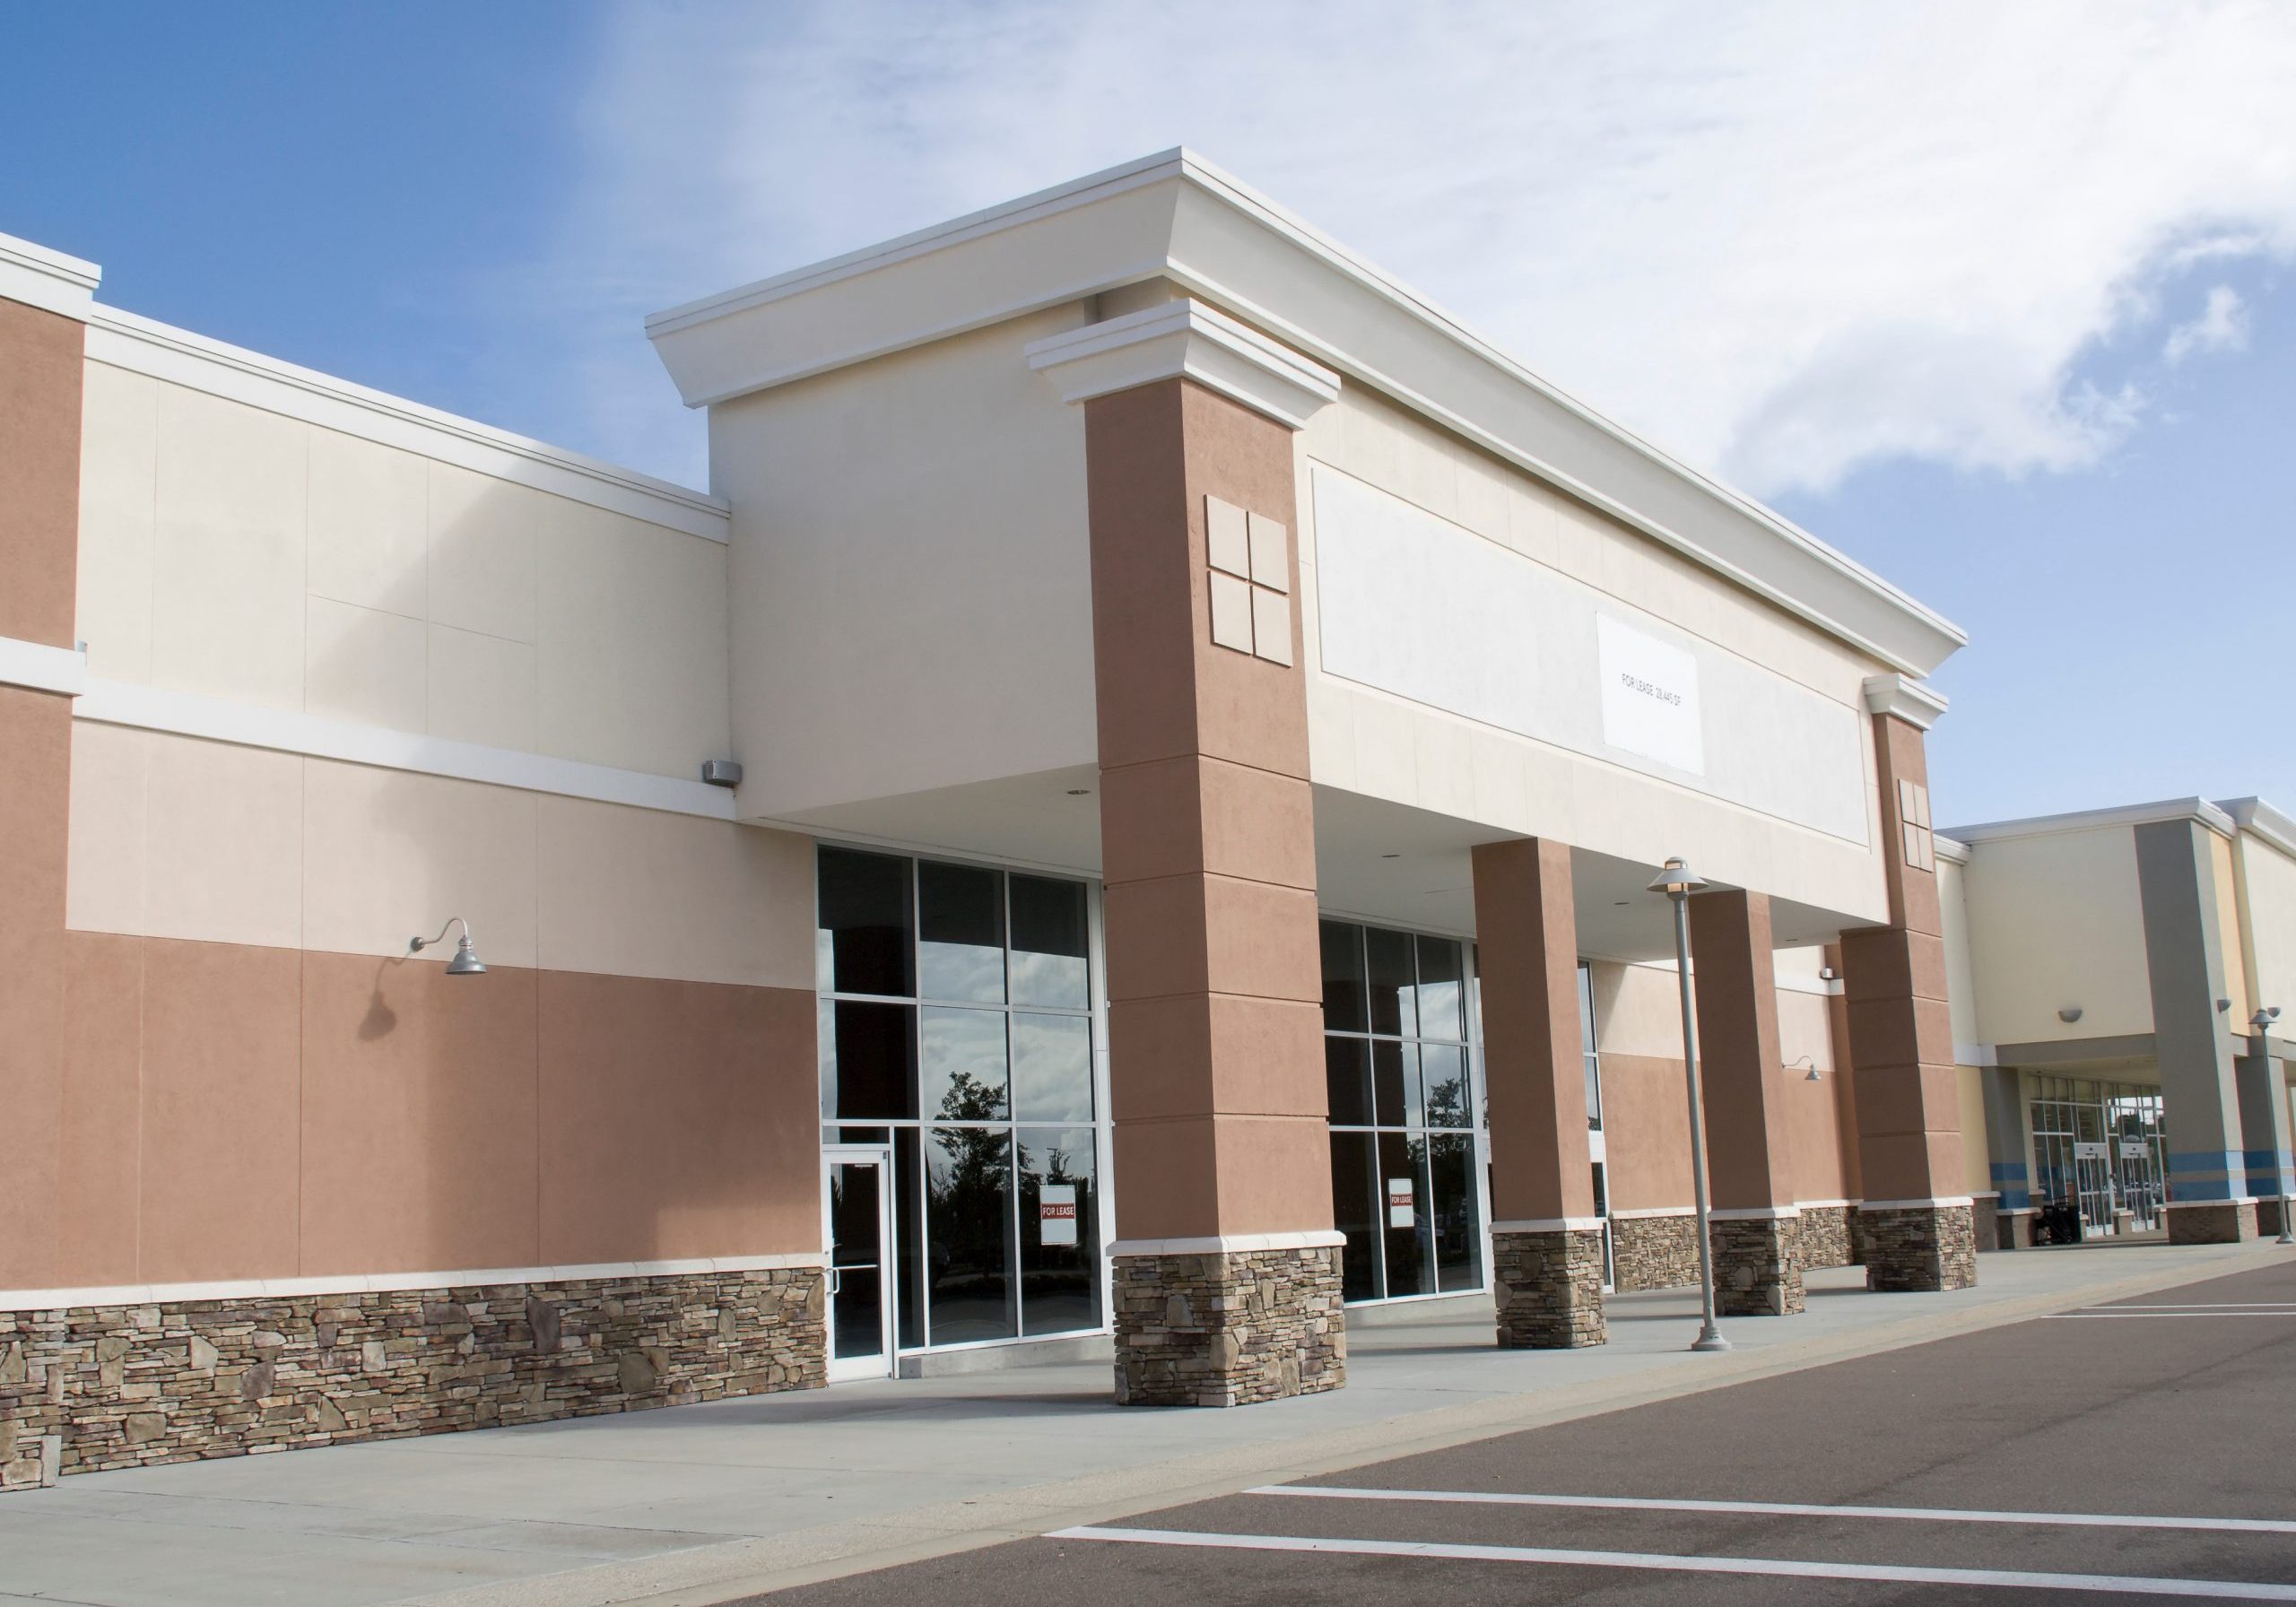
[64,722,814,990]
[1936,855,1980,1049]
[1294,387,1894,927]
[2239,830,2296,1021]
[1961,826,2154,1047]
[74,362,731,779]
[706,306,1099,821]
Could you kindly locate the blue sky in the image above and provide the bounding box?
[5,2,2292,827]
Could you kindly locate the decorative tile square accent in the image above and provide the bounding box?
[1210,570,1256,654]
[1206,496,1251,578]
[1250,587,1293,665]
[1205,495,1297,666]
[1247,512,1290,592]
[1898,778,1934,871]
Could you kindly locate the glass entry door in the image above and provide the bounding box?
[822,1145,894,1382]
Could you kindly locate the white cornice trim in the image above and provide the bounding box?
[83,307,729,543]
[1491,1217,1607,1235]
[1944,796,2237,846]
[0,230,100,321]
[1861,673,1949,730]
[1933,834,1971,865]
[0,635,87,698]
[1023,299,1339,429]
[75,679,737,821]
[1109,1231,1346,1256]
[647,149,1965,675]
[1858,1196,1975,1212]
[0,1252,827,1315]
[2218,796,2296,861]
[1709,1205,1801,1222]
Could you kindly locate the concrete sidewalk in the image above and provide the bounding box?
[1,1241,2283,1607]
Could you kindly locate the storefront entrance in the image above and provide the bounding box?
[823,1145,895,1381]
[2029,1075,2167,1238]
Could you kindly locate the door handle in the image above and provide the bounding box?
[829,1267,843,1297]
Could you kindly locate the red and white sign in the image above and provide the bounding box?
[1039,1183,1078,1247]
[1387,1177,1415,1229]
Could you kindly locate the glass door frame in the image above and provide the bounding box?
[822,1142,895,1382]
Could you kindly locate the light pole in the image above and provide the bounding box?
[1650,856,1727,1353]
[2255,1007,2291,1247]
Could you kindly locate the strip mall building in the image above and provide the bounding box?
[4,152,2291,1488]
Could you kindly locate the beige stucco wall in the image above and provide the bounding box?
[705,306,1100,821]
[1936,853,1981,1049]
[74,361,732,780]
[2239,830,2296,1022]
[1294,387,1893,927]
[2212,828,2251,1022]
[64,721,814,990]
[1961,826,2154,1047]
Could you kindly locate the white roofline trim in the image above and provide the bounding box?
[1944,796,2238,845]
[1933,834,1971,865]
[2218,797,2296,860]
[648,149,1966,674]
[0,229,100,321]
[1023,298,1340,429]
[1862,673,1949,730]
[83,305,730,543]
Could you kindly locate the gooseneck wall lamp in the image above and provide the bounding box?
[409,916,487,976]
[1649,856,1728,1354]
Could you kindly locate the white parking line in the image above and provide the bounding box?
[1245,1484,2296,1534]
[2107,1303,2296,1311]
[1052,1525,2296,1600]
[2045,1311,2296,1319]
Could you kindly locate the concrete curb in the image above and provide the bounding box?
[405,1245,2292,1607]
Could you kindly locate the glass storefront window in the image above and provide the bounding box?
[819,849,1102,1352]
[1321,917,1485,1306]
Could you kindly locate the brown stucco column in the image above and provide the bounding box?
[1472,839,1605,1347]
[1029,300,1344,1405]
[1689,889,1804,1315]
[1838,679,1977,1291]
[0,274,90,1313]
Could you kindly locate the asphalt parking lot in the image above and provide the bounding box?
[758,1259,2296,1604]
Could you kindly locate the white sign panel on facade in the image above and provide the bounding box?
[1387,1177,1414,1229]
[1309,465,1869,845]
[1597,614,1705,775]
[2074,1141,2110,1160]
[1039,1183,1078,1247]
[2117,1141,2149,1161]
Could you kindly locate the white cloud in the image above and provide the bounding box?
[2164,284,2251,363]
[529,0,2296,496]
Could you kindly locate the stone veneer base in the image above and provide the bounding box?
[1710,1218,1805,1316]
[2168,1200,2259,1245]
[1861,1203,1978,1292]
[1112,1246,1344,1406]
[0,1267,824,1490]
[1492,1229,1606,1348]
[1797,1205,1854,1270]
[1609,1213,1700,1291]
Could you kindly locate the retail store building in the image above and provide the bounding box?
[5,152,2003,1485]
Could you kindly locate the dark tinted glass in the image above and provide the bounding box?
[895,1127,925,1349]
[821,1000,917,1121]
[1010,874,1089,1009]
[920,1005,1008,1123]
[1421,1043,1469,1129]
[1011,1012,1092,1123]
[1378,1131,1434,1297]
[1372,1038,1422,1129]
[918,861,1004,1003]
[1365,926,1416,1038]
[1328,1130,1382,1303]
[1431,1134,1483,1292]
[926,1126,1015,1345]
[1324,1037,1372,1126]
[827,1159,885,1360]
[1319,921,1368,1033]
[817,847,913,997]
[1415,936,1465,1041]
[1018,1125,1099,1335]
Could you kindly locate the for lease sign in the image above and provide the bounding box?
[1039,1183,1078,1247]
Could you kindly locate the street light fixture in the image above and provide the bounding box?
[2255,1006,2290,1247]
[1649,856,1727,1353]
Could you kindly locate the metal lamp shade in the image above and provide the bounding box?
[445,936,487,976]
